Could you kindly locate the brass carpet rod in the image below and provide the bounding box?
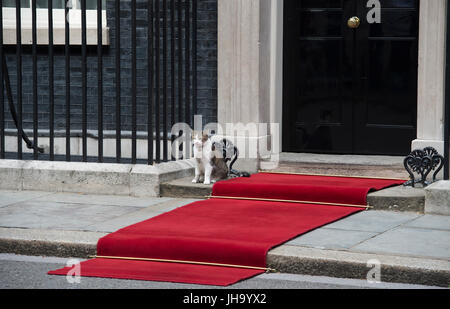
[91,255,277,273]
[208,195,371,210]
[258,170,408,181]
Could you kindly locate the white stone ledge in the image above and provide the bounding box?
[2,27,110,45]
[0,160,26,191]
[0,159,195,197]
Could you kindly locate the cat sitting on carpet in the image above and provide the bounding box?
[192,132,230,185]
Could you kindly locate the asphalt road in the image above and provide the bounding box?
[0,254,439,290]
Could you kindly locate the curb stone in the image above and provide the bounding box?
[1,235,448,287]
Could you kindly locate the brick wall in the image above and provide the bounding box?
[2,0,218,134]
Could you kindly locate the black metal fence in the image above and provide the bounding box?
[445,0,450,180]
[0,0,198,165]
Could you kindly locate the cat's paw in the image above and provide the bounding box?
[192,178,199,183]
[203,180,211,185]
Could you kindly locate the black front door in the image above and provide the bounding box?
[282,0,419,155]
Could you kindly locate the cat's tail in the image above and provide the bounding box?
[229,147,251,178]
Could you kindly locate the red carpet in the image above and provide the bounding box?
[212,173,405,206]
[48,173,404,286]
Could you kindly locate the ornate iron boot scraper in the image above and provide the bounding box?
[404,147,444,187]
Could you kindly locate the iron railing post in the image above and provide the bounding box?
[445,0,450,180]
[49,0,55,161]
[97,0,104,163]
[0,0,4,159]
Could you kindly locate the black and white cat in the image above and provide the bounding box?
[192,132,234,185]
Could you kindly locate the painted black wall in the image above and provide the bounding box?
[2,0,217,134]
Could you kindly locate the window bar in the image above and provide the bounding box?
[115,0,121,163]
[16,0,23,159]
[170,0,175,160]
[65,0,71,161]
[81,0,87,162]
[148,0,154,165]
[184,0,190,159]
[97,0,103,163]
[163,0,168,162]
[48,0,55,161]
[192,0,197,118]
[131,0,137,164]
[155,0,161,163]
[32,0,38,160]
[0,0,4,159]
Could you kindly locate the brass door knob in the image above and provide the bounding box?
[347,16,361,29]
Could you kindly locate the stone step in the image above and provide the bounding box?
[160,153,425,212]
[261,153,409,179]
[425,181,450,215]
[160,177,213,199]
[367,185,425,213]
[160,176,425,213]
[262,162,407,179]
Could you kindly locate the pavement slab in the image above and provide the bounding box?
[0,201,143,230]
[83,199,199,233]
[286,228,378,250]
[0,191,56,208]
[32,192,174,208]
[321,211,422,233]
[403,215,450,231]
[0,227,105,245]
[350,227,450,260]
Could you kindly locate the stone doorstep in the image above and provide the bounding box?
[160,177,214,199]
[367,186,425,213]
[161,155,426,211]
[160,177,426,213]
[266,162,407,179]
[0,230,447,287]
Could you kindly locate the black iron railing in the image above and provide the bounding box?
[445,0,450,180]
[0,0,198,165]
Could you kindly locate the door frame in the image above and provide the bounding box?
[215,0,446,170]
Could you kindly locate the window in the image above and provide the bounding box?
[2,0,109,45]
[3,0,105,9]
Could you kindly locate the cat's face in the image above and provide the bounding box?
[192,132,209,149]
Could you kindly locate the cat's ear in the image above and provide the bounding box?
[191,130,200,139]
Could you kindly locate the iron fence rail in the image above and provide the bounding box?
[445,0,450,180]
